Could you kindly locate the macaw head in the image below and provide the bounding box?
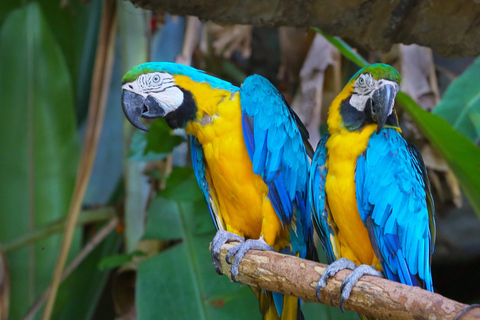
[338,63,401,133]
[121,62,237,131]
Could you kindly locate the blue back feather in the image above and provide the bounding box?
[355,129,435,291]
[191,136,223,230]
[308,134,336,264]
[241,75,315,317]
[240,75,314,257]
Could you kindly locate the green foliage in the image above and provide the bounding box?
[0,2,80,318]
[129,119,185,161]
[54,230,121,320]
[118,0,151,254]
[98,250,145,271]
[161,167,204,202]
[433,56,480,144]
[137,195,260,320]
[396,93,480,216]
[317,29,480,218]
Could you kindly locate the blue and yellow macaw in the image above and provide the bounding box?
[309,64,436,313]
[121,62,316,320]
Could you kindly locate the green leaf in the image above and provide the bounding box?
[129,119,184,162]
[119,0,151,253]
[0,2,80,318]
[433,56,480,143]
[316,29,480,218]
[54,228,122,320]
[313,29,368,68]
[396,93,480,216]
[137,200,259,320]
[98,251,145,271]
[144,120,185,155]
[143,197,185,240]
[160,167,204,202]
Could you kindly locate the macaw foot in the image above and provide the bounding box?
[211,230,244,275]
[454,304,480,320]
[225,237,274,282]
[316,258,357,300]
[338,264,383,312]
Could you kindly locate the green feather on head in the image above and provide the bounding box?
[350,63,402,84]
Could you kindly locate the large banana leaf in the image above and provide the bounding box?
[117,0,150,253]
[433,56,480,144]
[137,195,259,320]
[0,3,79,318]
[317,30,480,217]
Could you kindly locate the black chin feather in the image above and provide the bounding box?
[340,98,367,131]
[164,88,197,129]
[340,96,399,132]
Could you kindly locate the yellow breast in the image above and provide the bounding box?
[325,81,380,267]
[177,76,285,247]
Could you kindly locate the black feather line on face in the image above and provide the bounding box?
[340,96,399,132]
[164,87,197,129]
[340,98,367,131]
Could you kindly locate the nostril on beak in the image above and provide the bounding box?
[129,84,134,89]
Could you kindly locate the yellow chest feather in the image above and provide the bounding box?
[325,81,380,267]
[178,77,284,246]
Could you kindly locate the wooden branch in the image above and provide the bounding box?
[128,0,480,57]
[213,242,480,320]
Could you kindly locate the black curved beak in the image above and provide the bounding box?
[371,84,396,134]
[121,90,165,132]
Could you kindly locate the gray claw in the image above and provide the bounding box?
[226,238,274,282]
[338,264,383,312]
[211,230,244,275]
[211,230,244,261]
[212,256,223,275]
[316,258,357,300]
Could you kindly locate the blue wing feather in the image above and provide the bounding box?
[240,75,313,253]
[240,74,316,319]
[190,136,222,231]
[308,134,336,264]
[355,129,435,291]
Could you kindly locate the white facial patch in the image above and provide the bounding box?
[349,74,399,116]
[122,72,184,114]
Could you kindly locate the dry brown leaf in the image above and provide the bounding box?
[421,145,463,208]
[291,33,338,146]
[0,247,9,320]
[278,27,313,92]
[399,44,438,111]
[207,23,252,59]
[175,16,202,65]
[445,169,463,208]
[113,267,137,320]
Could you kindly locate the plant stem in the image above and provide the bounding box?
[2,207,116,254]
[24,217,118,320]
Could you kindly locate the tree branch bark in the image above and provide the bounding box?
[128,0,480,56]
[213,242,480,320]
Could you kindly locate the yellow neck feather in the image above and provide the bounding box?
[327,81,354,134]
[173,75,238,118]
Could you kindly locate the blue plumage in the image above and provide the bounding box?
[240,75,316,317]
[308,133,336,264]
[311,128,435,292]
[190,73,315,318]
[355,129,435,291]
[240,75,313,249]
[191,136,223,231]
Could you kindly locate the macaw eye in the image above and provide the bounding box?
[358,76,365,87]
[153,75,161,83]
